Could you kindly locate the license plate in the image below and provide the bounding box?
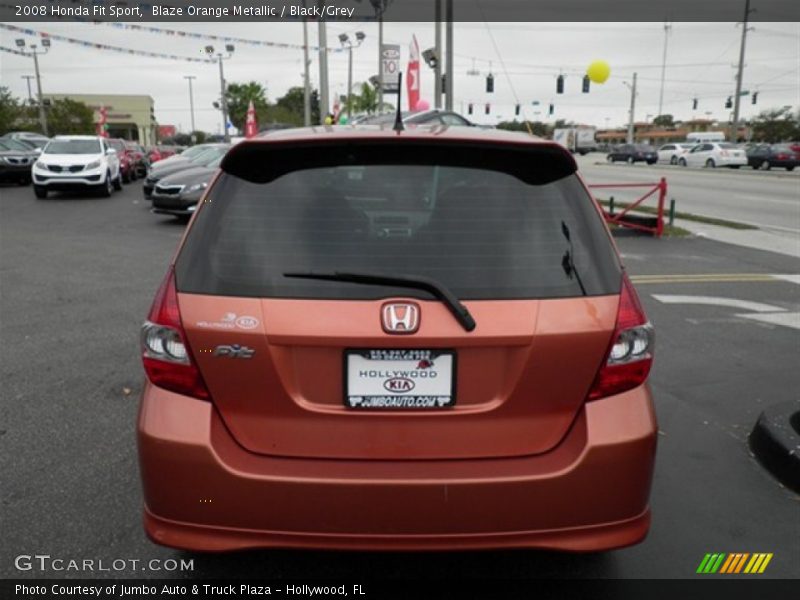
[345,349,455,409]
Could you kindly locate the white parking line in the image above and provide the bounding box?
[770,274,800,285]
[735,312,800,330]
[651,295,785,313]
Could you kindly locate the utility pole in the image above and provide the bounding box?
[445,0,453,111]
[21,75,34,104]
[318,19,330,123]
[378,15,384,110]
[434,0,442,109]
[731,0,753,143]
[626,72,638,144]
[217,58,229,142]
[183,75,196,134]
[205,44,234,142]
[657,22,671,118]
[302,16,312,126]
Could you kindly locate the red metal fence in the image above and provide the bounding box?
[588,177,668,237]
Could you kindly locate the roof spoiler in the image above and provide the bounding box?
[220,139,577,185]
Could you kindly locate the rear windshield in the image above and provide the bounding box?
[44,140,101,155]
[718,143,737,149]
[176,161,621,300]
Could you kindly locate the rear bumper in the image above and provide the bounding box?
[138,384,657,552]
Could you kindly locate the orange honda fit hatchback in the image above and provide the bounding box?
[138,126,656,552]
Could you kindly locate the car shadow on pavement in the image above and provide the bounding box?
[176,548,618,579]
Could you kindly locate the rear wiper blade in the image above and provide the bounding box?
[283,271,476,332]
[560,221,588,296]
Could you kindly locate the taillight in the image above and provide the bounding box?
[587,274,654,401]
[721,150,729,157]
[140,267,210,400]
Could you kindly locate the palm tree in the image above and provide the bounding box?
[224,82,268,130]
[343,82,394,116]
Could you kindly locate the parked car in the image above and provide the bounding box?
[746,144,799,171]
[1,131,50,150]
[147,145,181,164]
[150,156,221,219]
[606,144,658,164]
[359,110,474,127]
[656,143,695,165]
[123,142,149,178]
[31,135,121,198]
[137,126,656,552]
[0,139,38,184]
[147,143,224,171]
[143,144,229,198]
[106,138,136,183]
[678,142,747,168]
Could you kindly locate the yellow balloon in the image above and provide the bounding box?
[587,60,611,84]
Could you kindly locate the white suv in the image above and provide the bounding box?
[32,135,121,199]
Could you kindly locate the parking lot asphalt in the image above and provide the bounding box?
[1,181,798,580]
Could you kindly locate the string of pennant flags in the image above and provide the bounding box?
[0,23,214,63]
[101,21,346,53]
[0,2,346,54]
[1,45,28,56]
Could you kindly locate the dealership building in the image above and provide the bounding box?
[44,93,157,145]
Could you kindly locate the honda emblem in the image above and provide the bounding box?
[381,302,420,334]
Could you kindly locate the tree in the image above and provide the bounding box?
[224,82,268,130]
[653,114,674,127]
[496,120,550,137]
[275,86,320,125]
[0,87,21,135]
[343,82,393,115]
[750,107,800,142]
[46,98,95,135]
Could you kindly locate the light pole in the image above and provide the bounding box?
[657,22,671,118]
[369,1,391,113]
[183,75,197,135]
[339,32,365,120]
[205,44,234,142]
[15,37,50,135]
[731,0,754,142]
[318,12,330,124]
[445,0,454,111]
[302,13,312,127]
[624,72,638,144]
[21,75,34,104]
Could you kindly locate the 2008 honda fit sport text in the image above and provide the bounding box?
[137,126,657,552]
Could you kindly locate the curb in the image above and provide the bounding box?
[748,400,800,494]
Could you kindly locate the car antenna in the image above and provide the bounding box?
[393,72,405,133]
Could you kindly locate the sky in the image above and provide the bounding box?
[1,21,798,133]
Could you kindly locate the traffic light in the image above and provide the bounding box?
[556,75,564,94]
[468,103,473,115]
[725,96,732,109]
[582,75,590,93]
[515,104,520,116]
[485,103,490,115]
[549,103,554,116]
[692,98,698,110]
[486,73,494,93]
[752,92,758,105]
